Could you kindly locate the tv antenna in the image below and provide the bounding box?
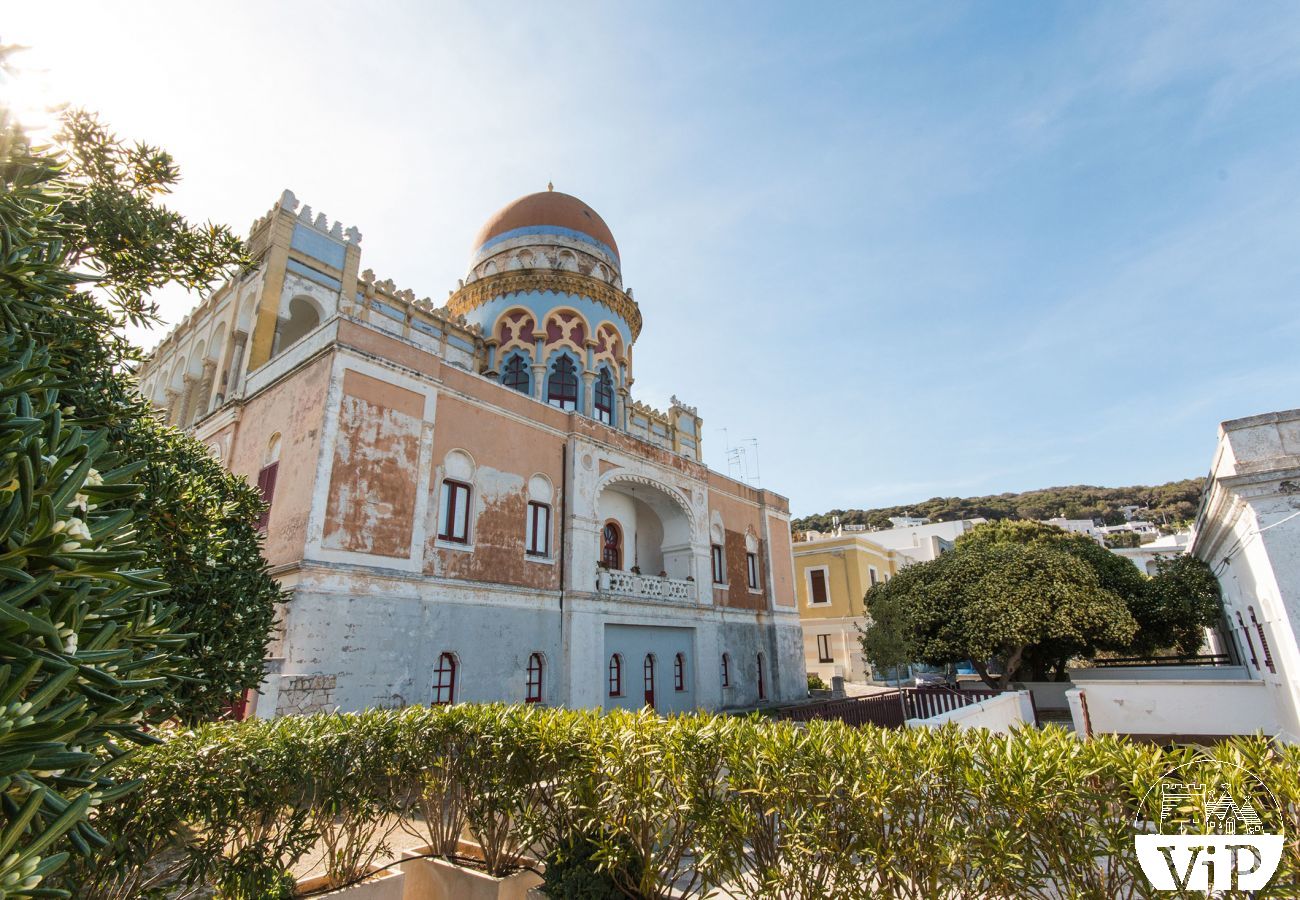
[719,428,761,487]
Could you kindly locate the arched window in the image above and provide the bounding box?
[502,355,530,394]
[433,653,457,705]
[721,653,731,688]
[595,368,615,424]
[756,653,766,701]
[602,521,622,570]
[1237,611,1259,670]
[1250,607,1276,674]
[526,653,544,703]
[643,654,656,708]
[608,653,623,697]
[674,653,686,692]
[547,355,579,410]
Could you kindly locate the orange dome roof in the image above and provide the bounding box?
[472,190,619,260]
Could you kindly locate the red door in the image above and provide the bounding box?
[643,654,656,709]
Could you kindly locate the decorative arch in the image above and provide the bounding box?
[542,308,589,355]
[187,340,207,377]
[278,295,323,352]
[597,472,697,527]
[592,320,624,366]
[495,306,538,355]
[266,432,282,466]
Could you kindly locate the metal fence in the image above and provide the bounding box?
[774,686,1004,729]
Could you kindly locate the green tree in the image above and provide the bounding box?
[861,540,1137,690]
[1130,555,1222,657]
[42,110,282,721]
[0,96,280,890]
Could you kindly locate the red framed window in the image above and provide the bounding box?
[746,553,759,589]
[1250,607,1276,674]
[756,653,766,701]
[433,652,456,705]
[594,368,615,424]
[608,654,623,697]
[502,355,530,394]
[720,653,731,688]
[711,544,725,584]
[526,502,551,557]
[809,569,829,604]
[602,522,622,570]
[256,462,279,532]
[526,652,544,703]
[817,634,833,664]
[673,653,685,691]
[547,355,579,410]
[643,654,656,708]
[1237,612,1259,670]
[438,479,471,543]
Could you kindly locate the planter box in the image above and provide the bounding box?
[296,868,405,899]
[398,842,542,900]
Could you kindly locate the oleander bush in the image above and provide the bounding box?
[56,705,1300,898]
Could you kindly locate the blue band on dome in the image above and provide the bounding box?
[475,225,619,264]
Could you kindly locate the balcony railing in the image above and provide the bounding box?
[599,569,695,602]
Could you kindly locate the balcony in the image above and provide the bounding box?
[598,569,695,603]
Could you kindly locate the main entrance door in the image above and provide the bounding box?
[643,653,656,709]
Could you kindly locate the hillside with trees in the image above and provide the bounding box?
[795,478,1203,533]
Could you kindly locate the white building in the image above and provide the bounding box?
[1069,409,1300,744]
[1112,530,1190,575]
[863,518,985,563]
[1043,517,1104,543]
[1189,408,1300,741]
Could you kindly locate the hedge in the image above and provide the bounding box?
[56,705,1300,898]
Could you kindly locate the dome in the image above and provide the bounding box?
[471,189,619,262]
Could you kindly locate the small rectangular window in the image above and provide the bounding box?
[869,567,879,587]
[439,480,471,543]
[711,544,725,584]
[809,569,829,605]
[256,462,279,532]
[526,501,551,557]
[746,552,759,589]
[817,634,833,663]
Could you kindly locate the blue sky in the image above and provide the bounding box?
[8,1,1300,516]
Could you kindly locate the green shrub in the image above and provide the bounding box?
[55,706,1300,898]
[806,673,829,692]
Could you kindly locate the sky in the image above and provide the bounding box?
[6,1,1300,517]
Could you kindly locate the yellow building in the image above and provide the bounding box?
[794,531,910,684]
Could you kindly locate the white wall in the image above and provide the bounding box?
[906,690,1035,734]
[1067,680,1280,738]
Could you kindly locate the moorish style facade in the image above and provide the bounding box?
[139,187,806,715]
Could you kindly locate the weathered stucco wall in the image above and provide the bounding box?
[425,393,564,589]
[229,353,332,566]
[767,513,796,608]
[322,370,423,558]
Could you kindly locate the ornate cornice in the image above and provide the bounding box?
[446,269,642,340]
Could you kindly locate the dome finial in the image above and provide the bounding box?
[547,181,554,192]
